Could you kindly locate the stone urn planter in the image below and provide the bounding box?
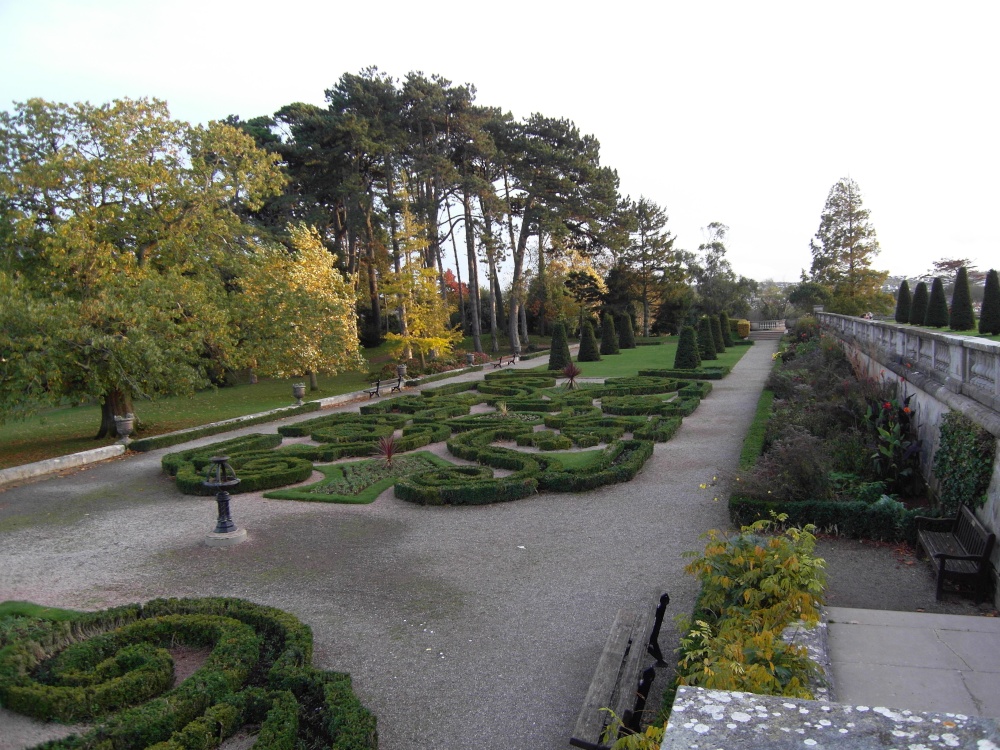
[396,364,407,378]
[292,383,306,406]
[466,353,476,366]
[113,414,134,445]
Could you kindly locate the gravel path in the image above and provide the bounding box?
[2,340,990,750]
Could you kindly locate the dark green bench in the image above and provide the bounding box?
[916,504,995,602]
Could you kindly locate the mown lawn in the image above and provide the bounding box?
[533,336,750,378]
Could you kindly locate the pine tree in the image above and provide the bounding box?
[577,320,602,361]
[894,280,911,324]
[719,311,734,347]
[674,326,701,369]
[617,314,636,349]
[925,277,949,327]
[547,321,571,370]
[600,313,619,355]
[980,269,1000,335]
[948,267,975,331]
[697,316,717,360]
[909,281,929,325]
[711,316,726,353]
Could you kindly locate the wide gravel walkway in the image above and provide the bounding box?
[0,339,841,749]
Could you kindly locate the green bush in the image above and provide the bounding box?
[577,320,601,362]
[894,280,911,324]
[950,266,976,331]
[600,313,619,355]
[617,314,636,349]
[710,316,726,353]
[739,389,774,470]
[162,434,283,476]
[718,312,734,347]
[697,317,717,360]
[909,281,929,325]
[933,411,996,512]
[547,321,572,370]
[925,277,949,327]
[674,326,701,369]
[981,269,1000,335]
[536,440,653,491]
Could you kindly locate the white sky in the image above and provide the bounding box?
[2,0,998,283]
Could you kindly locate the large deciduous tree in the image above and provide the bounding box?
[691,222,757,317]
[808,177,890,315]
[0,98,284,436]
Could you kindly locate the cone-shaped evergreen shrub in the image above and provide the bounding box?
[909,281,928,325]
[697,316,717,360]
[547,321,572,370]
[577,320,602,361]
[675,326,701,369]
[710,316,726,353]
[600,313,619,355]
[925,277,949,327]
[719,312,734,347]
[948,267,975,331]
[617,314,636,349]
[980,269,1000,335]
[894,280,911,324]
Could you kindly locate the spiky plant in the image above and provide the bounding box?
[562,362,582,390]
[495,401,509,416]
[375,434,399,467]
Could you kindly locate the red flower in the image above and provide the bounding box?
[883,402,891,410]
[903,406,911,414]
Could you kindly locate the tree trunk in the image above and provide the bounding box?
[307,370,318,391]
[462,190,482,353]
[445,202,467,334]
[96,389,134,440]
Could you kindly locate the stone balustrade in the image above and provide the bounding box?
[817,312,1000,414]
[750,319,786,331]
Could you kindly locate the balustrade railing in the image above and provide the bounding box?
[750,319,786,331]
[817,313,1000,412]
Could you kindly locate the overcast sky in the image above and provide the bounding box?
[2,0,997,283]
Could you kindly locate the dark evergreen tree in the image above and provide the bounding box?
[980,269,1000,335]
[948,267,975,331]
[600,313,619,355]
[710,315,726,353]
[894,280,911,323]
[925,277,949,327]
[697,316,717,360]
[617,313,636,349]
[674,326,701,369]
[909,281,929,325]
[577,320,601,361]
[719,311,734,347]
[547,321,571,370]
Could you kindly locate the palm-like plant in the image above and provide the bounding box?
[375,435,399,467]
[562,362,582,390]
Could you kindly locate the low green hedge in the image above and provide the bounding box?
[130,403,320,452]
[728,495,927,543]
[537,440,654,492]
[739,389,774,470]
[394,466,538,505]
[638,367,729,380]
[0,597,377,750]
[162,434,283,476]
[173,451,315,496]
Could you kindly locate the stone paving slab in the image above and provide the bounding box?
[662,686,1000,749]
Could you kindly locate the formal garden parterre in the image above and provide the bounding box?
[160,368,719,506]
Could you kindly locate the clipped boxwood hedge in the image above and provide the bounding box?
[0,597,376,750]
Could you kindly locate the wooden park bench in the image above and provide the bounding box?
[570,592,669,750]
[916,504,996,602]
[389,375,403,394]
[365,379,381,398]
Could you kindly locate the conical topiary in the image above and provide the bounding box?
[980,269,1000,335]
[948,267,975,331]
[547,321,571,370]
[925,277,949,327]
[674,325,701,369]
[577,320,602,361]
[697,316,717,360]
[909,281,929,325]
[617,314,636,349]
[719,311,734,347]
[710,315,726,353]
[894,280,911,324]
[600,313,619,355]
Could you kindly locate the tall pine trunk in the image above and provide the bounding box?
[462,191,482,352]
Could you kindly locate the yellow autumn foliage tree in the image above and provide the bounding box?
[234,224,363,379]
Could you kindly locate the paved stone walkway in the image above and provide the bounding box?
[1,342,780,749]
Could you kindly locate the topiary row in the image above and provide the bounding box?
[0,597,376,750]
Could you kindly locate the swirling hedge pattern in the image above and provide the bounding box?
[161,373,713,504]
[0,597,376,750]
